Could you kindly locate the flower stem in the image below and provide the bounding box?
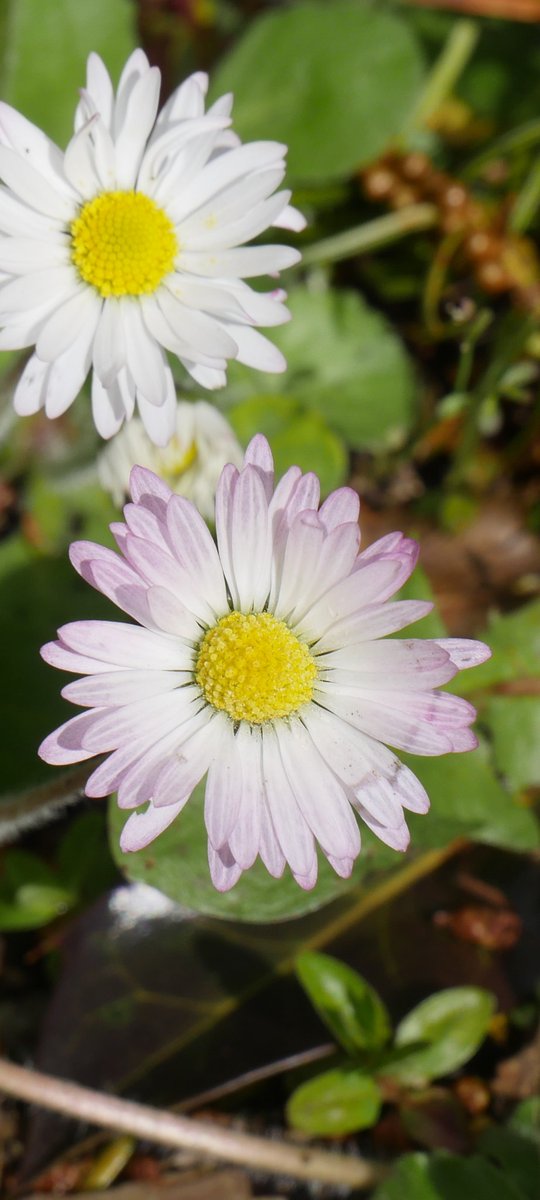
[407,18,479,130]
[301,204,438,267]
[0,765,92,846]
[510,154,540,234]
[0,1058,381,1190]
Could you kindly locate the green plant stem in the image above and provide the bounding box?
[0,765,93,845]
[301,204,438,267]
[463,118,540,179]
[407,19,479,130]
[510,154,540,233]
[0,1058,382,1190]
[454,310,494,393]
[448,313,536,486]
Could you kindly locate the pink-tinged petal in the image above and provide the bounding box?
[273,512,324,621]
[208,842,243,892]
[351,776,404,829]
[123,533,215,624]
[166,495,228,615]
[356,807,411,852]
[61,668,186,708]
[229,464,272,611]
[129,465,172,510]
[122,501,169,549]
[292,860,319,891]
[315,686,454,756]
[227,728,264,870]
[299,558,409,641]
[146,585,202,641]
[152,714,225,809]
[321,638,457,691]
[204,722,246,849]
[38,712,104,765]
[91,701,206,803]
[214,461,239,604]
[318,487,360,531]
[58,620,187,669]
[312,600,434,652]
[287,521,361,626]
[447,728,479,753]
[243,433,274,499]
[434,638,492,669]
[277,721,361,862]
[119,799,185,853]
[394,765,430,814]
[325,855,355,879]
[41,640,119,676]
[258,799,286,879]
[69,541,153,627]
[356,532,417,564]
[81,688,197,753]
[302,704,401,788]
[262,727,316,878]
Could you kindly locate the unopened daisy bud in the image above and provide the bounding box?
[0,50,305,445]
[98,400,243,520]
[39,436,491,894]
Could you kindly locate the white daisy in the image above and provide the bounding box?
[0,50,304,445]
[98,399,243,519]
[39,435,490,892]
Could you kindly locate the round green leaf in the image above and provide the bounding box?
[0,0,136,146]
[391,987,496,1085]
[271,288,417,451]
[211,1,425,182]
[287,1067,382,1135]
[482,696,540,792]
[228,396,347,494]
[108,785,355,923]
[296,951,391,1054]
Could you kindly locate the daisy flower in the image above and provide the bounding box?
[0,50,304,445]
[98,399,243,519]
[39,435,490,892]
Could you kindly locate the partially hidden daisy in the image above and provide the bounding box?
[39,435,490,892]
[98,399,243,520]
[0,51,304,445]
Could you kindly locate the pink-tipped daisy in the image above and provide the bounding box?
[39,435,490,892]
[0,50,304,445]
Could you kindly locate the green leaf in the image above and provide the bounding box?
[286,1067,382,1135]
[228,396,347,494]
[455,601,540,695]
[211,1,425,182]
[482,696,540,791]
[373,1151,527,1200]
[109,783,356,923]
[269,288,418,451]
[508,1097,540,1151]
[390,986,495,1085]
[0,0,136,146]
[405,739,540,854]
[0,537,115,799]
[295,951,391,1055]
[0,850,75,930]
[479,1127,540,1200]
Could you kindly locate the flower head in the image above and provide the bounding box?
[98,399,243,519]
[39,435,490,892]
[0,51,304,445]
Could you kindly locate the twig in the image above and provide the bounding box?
[0,1059,381,1190]
[176,1045,336,1113]
[399,0,540,22]
[301,204,438,267]
[0,765,91,845]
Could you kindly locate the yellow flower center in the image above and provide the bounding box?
[160,437,198,486]
[70,190,178,297]
[196,611,317,724]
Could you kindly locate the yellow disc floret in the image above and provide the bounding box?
[196,611,317,724]
[70,190,178,297]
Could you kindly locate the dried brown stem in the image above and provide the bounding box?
[0,1059,381,1190]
